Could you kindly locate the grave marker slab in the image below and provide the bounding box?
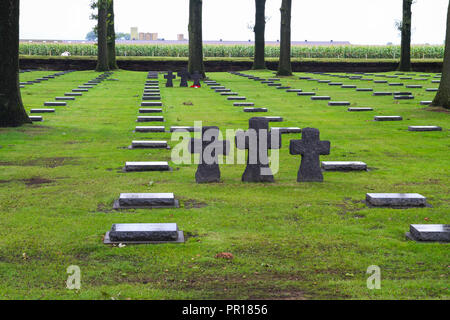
[366,193,427,208]
[311,96,331,101]
[141,102,163,107]
[406,225,450,242]
[104,223,185,244]
[30,109,55,113]
[130,141,168,149]
[44,102,66,107]
[321,161,367,171]
[408,126,442,132]
[113,193,179,209]
[137,116,164,122]
[348,107,373,112]
[135,126,165,133]
[374,116,403,121]
[124,161,170,172]
[328,101,351,106]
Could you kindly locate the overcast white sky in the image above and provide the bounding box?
[20,0,448,45]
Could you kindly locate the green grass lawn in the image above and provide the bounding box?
[0,69,448,300]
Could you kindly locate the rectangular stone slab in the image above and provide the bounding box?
[426,88,438,92]
[141,102,163,107]
[356,88,373,92]
[373,92,393,96]
[29,116,43,122]
[366,193,427,207]
[394,95,414,100]
[131,141,168,149]
[30,109,55,113]
[221,92,238,96]
[408,126,442,132]
[286,89,302,92]
[55,97,75,101]
[228,97,246,100]
[44,102,66,107]
[420,101,432,105]
[348,107,373,112]
[103,224,185,245]
[311,96,331,100]
[406,85,422,88]
[142,96,161,100]
[72,89,88,92]
[139,108,162,113]
[374,116,403,121]
[321,161,367,171]
[234,102,254,106]
[407,225,450,242]
[328,101,351,106]
[210,86,225,89]
[268,83,282,87]
[115,193,177,209]
[65,93,82,96]
[79,86,93,89]
[243,108,268,112]
[124,161,170,172]
[341,85,357,88]
[144,90,160,93]
[170,126,201,132]
[135,126,165,133]
[137,116,164,122]
[298,92,316,96]
[276,86,291,89]
[271,127,302,134]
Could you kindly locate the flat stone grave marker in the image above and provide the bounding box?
[385,75,399,78]
[211,86,225,90]
[135,126,165,133]
[137,116,164,122]
[261,81,273,84]
[130,141,168,149]
[348,107,373,112]
[65,93,82,96]
[189,126,230,183]
[318,80,331,83]
[329,82,343,86]
[268,83,282,87]
[299,77,311,80]
[141,101,163,107]
[228,97,246,101]
[234,102,254,106]
[124,161,170,172]
[170,126,201,132]
[55,97,75,101]
[341,85,357,88]
[328,101,351,106]
[426,88,438,92]
[394,95,414,100]
[373,92,393,96]
[256,116,283,122]
[142,96,161,101]
[104,223,185,244]
[268,78,280,81]
[29,116,43,122]
[144,90,160,93]
[366,193,428,208]
[139,108,163,113]
[406,225,449,242]
[244,108,268,112]
[30,109,55,113]
[374,116,403,121]
[145,86,159,89]
[356,88,373,92]
[406,85,422,88]
[72,89,88,92]
[84,83,97,85]
[408,126,442,132]
[113,193,179,209]
[374,80,388,83]
[389,83,404,86]
[235,117,281,182]
[221,92,238,96]
[298,92,316,96]
[394,91,412,95]
[400,77,413,80]
[432,80,440,83]
[44,102,66,107]
[321,161,367,171]
[289,128,331,182]
[276,86,291,89]
[311,96,331,101]
[143,92,161,96]
[271,127,302,134]
[164,71,176,87]
[79,85,93,89]
[216,89,231,92]
[286,89,302,92]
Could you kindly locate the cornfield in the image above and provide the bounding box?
[19,43,445,59]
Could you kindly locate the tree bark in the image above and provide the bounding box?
[398,0,413,71]
[188,0,205,77]
[107,0,118,70]
[96,0,109,72]
[277,0,292,76]
[431,1,450,109]
[0,0,31,127]
[253,0,266,70]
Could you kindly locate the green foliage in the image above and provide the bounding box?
[18,44,445,59]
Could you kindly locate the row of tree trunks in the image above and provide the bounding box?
[0,0,31,127]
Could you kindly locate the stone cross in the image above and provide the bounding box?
[235,117,281,182]
[191,71,202,87]
[289,128,330,182]
[189,126,230,183]
[164,71,176,87]
[177,69,189,87]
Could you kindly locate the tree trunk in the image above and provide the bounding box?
[0,0,31,127]
[107,0,118,70]
[188,0,205,78]
[398,0,413,71]
[253,0,266,70]
[431,1,450,109]
[96,0,109,72]
[277,0,292,76]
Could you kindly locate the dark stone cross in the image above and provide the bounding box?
[189,126,230,183]
[235,117,281,183]
[177,69,189,87]
[289,128,331,182]
[191,71,202,87]
[164,71,176,87]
